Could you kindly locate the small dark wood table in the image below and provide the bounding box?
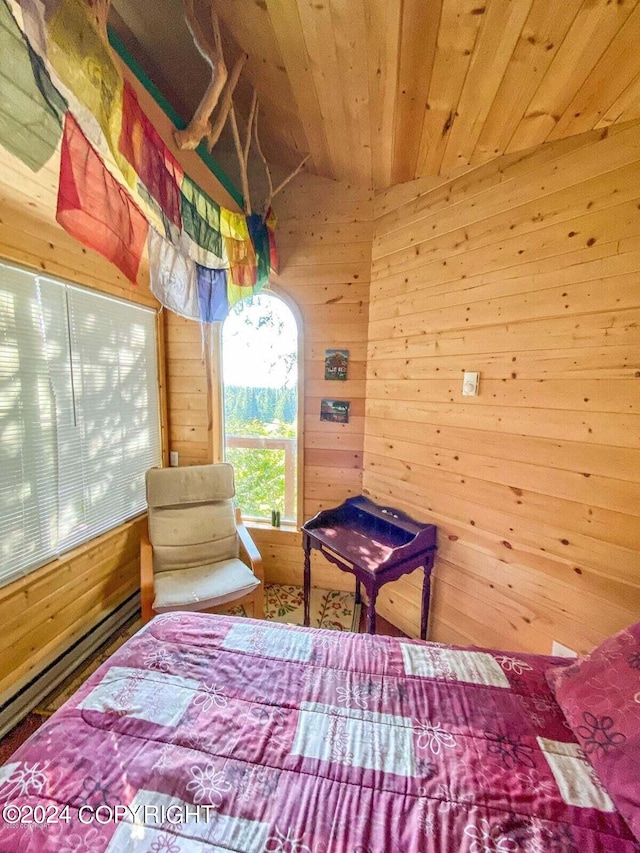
[301,495,437,639]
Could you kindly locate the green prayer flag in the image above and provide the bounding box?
[180,174,223,260]
[0,0,66,171]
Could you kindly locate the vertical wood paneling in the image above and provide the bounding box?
[507,0,639,154]
[391,0,442,184]
[472,0,583,164]
[415,0,484,179]
[366,0,403,189]
[365,121,640,655]
[267,0,333,176]
[546,4,640,142]
[439,0,534,173]
[165,313,211,467]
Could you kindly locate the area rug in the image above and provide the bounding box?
[34,584,359,716]
[230,584,361,632]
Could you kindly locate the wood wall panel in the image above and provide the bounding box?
[165,313,211,467]
[364,121,640,655]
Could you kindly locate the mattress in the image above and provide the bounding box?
[0,613,636,852]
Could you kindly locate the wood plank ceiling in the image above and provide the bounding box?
[112,0,640,189]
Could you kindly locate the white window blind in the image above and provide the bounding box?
[0,261,161,588]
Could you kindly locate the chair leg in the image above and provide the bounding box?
[141,592,155,625]
[140,518,156,625]
[253,581,265,619]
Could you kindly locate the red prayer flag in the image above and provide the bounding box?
[119,82,183,229]
[57,113,149,284]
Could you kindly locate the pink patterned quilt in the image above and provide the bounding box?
[0,613,637,852]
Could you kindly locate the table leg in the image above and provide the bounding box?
[303,538,311,627]
[355,580,361,605]
[421,564,432,641]
[367,585,378,635]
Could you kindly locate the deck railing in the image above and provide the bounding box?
[226,434,297,521]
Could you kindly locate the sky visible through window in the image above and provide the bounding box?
[222,294,297,389]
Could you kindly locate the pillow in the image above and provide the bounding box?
[546,621,640,841]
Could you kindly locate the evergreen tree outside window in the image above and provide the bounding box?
[221,292,299,524]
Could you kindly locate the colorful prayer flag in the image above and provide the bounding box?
[6,0,279,322]
[220,208,257,290]
[57,113,148,283]
[197,266,228,322]
[120,81,183,229]
[0,0,65,171]
[180,174,224,265]
[247,212,270,292]
[43,0,136,186]
[148,228,200,319]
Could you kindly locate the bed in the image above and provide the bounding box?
[0,613,638,852]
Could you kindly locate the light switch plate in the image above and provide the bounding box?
[169,451,179,467]
[462,371,479,396]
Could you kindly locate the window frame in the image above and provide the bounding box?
[212,286,304,530]
[0,258,165,588]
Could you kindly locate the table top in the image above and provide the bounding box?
[303,495,436,575]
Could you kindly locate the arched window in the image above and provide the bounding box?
[221,291,300,525]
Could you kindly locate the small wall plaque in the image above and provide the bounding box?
[324,349,349,381]
[320,399,350,423]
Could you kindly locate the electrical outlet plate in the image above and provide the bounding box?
[169,451,179,467]
[462,371,479,396]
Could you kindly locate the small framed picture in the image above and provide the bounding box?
[325,349,349,381]
[320,399,350,424]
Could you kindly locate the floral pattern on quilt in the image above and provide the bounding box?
[0,613,638,852]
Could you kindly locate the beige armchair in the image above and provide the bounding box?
[140,463,264,624]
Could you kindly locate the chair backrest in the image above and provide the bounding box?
[146,463,238,573]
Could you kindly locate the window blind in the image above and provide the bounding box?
[0,261,161,587]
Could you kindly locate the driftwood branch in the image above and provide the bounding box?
[229,89,258,215]
[271,155,309,198]
[253,103,274,206]
[253,99,309,218]
[207,52,246,150]
[244,90,258,166]
[175,0,309,221]
[174,0,228,151]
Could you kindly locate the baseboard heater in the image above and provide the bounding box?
[0,593,140,740]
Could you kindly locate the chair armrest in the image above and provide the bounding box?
[140,517,155,624]
[235,508,264,582]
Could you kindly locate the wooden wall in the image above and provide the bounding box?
[0,36,237,701]
[165,314,212,468]
[364,120,640,655]
[164,173,373,591]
